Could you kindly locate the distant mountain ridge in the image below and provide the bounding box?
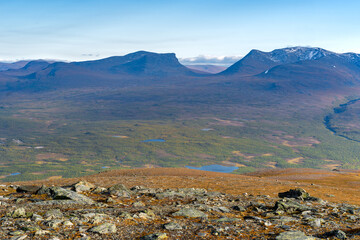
[219,47,360,76]
[2,47,360,94]
[0,61,31,71]
[6,51,204,90]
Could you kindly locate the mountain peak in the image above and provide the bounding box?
[219,46,336,76]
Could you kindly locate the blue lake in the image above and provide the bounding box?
[9,172,21,176]
[186,164,238,173]
[142,139,166,142]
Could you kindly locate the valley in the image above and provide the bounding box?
[1,47,360,182]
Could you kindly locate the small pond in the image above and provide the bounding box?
[186,164,238,173]
[9,172,21,176]
[142,139,166,142]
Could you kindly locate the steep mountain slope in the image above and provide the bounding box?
[219,47,360,77]
[9,51,201,90]
[0,60,30,71]
[4,60,50,76]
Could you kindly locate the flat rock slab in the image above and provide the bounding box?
[16,185,41,194]
[276,231,319,240]
[172,208,207,218]
[49,187,95,205]
[88,223,117,234]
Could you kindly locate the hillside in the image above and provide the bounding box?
[0,168,359,239]
[1,47,360,181]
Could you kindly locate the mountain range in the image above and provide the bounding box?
[2,47,360,95]
[2,46,360,181]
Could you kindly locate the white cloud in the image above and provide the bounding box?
[179,55,242,66]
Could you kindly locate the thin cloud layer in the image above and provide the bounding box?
[179,55,242,66]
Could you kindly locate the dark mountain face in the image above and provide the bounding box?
[3,47,360,97]
[0,61,31,72]
[4,60,50,76]
[9,51,202,90]
[74,51,195,76]
[218,47,360,77]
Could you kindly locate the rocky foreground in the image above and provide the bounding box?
[0,181,359,239]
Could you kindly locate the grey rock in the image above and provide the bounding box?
[164,222,182,230]
[214,206,230,213]
[72,181,95,193]
[325,230,347,240]
[44,209,63,220]
[141,233,167,240]
[16,185,41,194]
[8,207,27,218]
[278,188,310,200]
[133,201,145,207]
[91,186,107,194]
[48,187,95,204]
[44,219,63,228]
[31,213,44,221]
[172,207,207,218]
[35,230,51,235]
[108,184,131,197]
[276,231,319,240]
[31,200,81,206]
[9,230,25,236]
[88,223,117,234]
[10,235,27,240]
[274,198,310,214]
[21,223,41,232]
[232,205,246,211]
[213,217,240,223]
[36,185,51,195]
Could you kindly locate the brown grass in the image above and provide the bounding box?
[286,157,304,164]
[7,167,360,206]
[36,153,68,161]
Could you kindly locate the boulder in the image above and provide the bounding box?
[276,231,319,240]
[71,181,95,193]
[141,233,167,240]
[278,188,310,200]
[48,187,95,205]
[88,223,117,234]
[274,198,310,214]
[172,208,207,218]
[324,230,347,240]
[44,209,63,220]
[16,185,41,194]
[108,184,131,198]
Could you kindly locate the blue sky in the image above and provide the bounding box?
[1,0,360,63]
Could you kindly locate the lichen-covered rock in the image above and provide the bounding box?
[278,188,310,200]
[88,223,117,234]
[16,185,41,194]
[108,184,131,198]
[44,209,63,220]
[276,231,319,240]
[72,181,95,193]
[274,198,310,214]
[7,207,28,218]
[141,233,168,240]
[172,208,207,218]
[48,187,95,204]
[164,222,182,230]
[324,230,347,240]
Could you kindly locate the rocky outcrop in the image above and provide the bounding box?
[0,184,359,239]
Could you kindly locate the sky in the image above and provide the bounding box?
[1,0,360,64]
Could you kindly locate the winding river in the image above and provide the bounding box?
[324,98,360,142]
